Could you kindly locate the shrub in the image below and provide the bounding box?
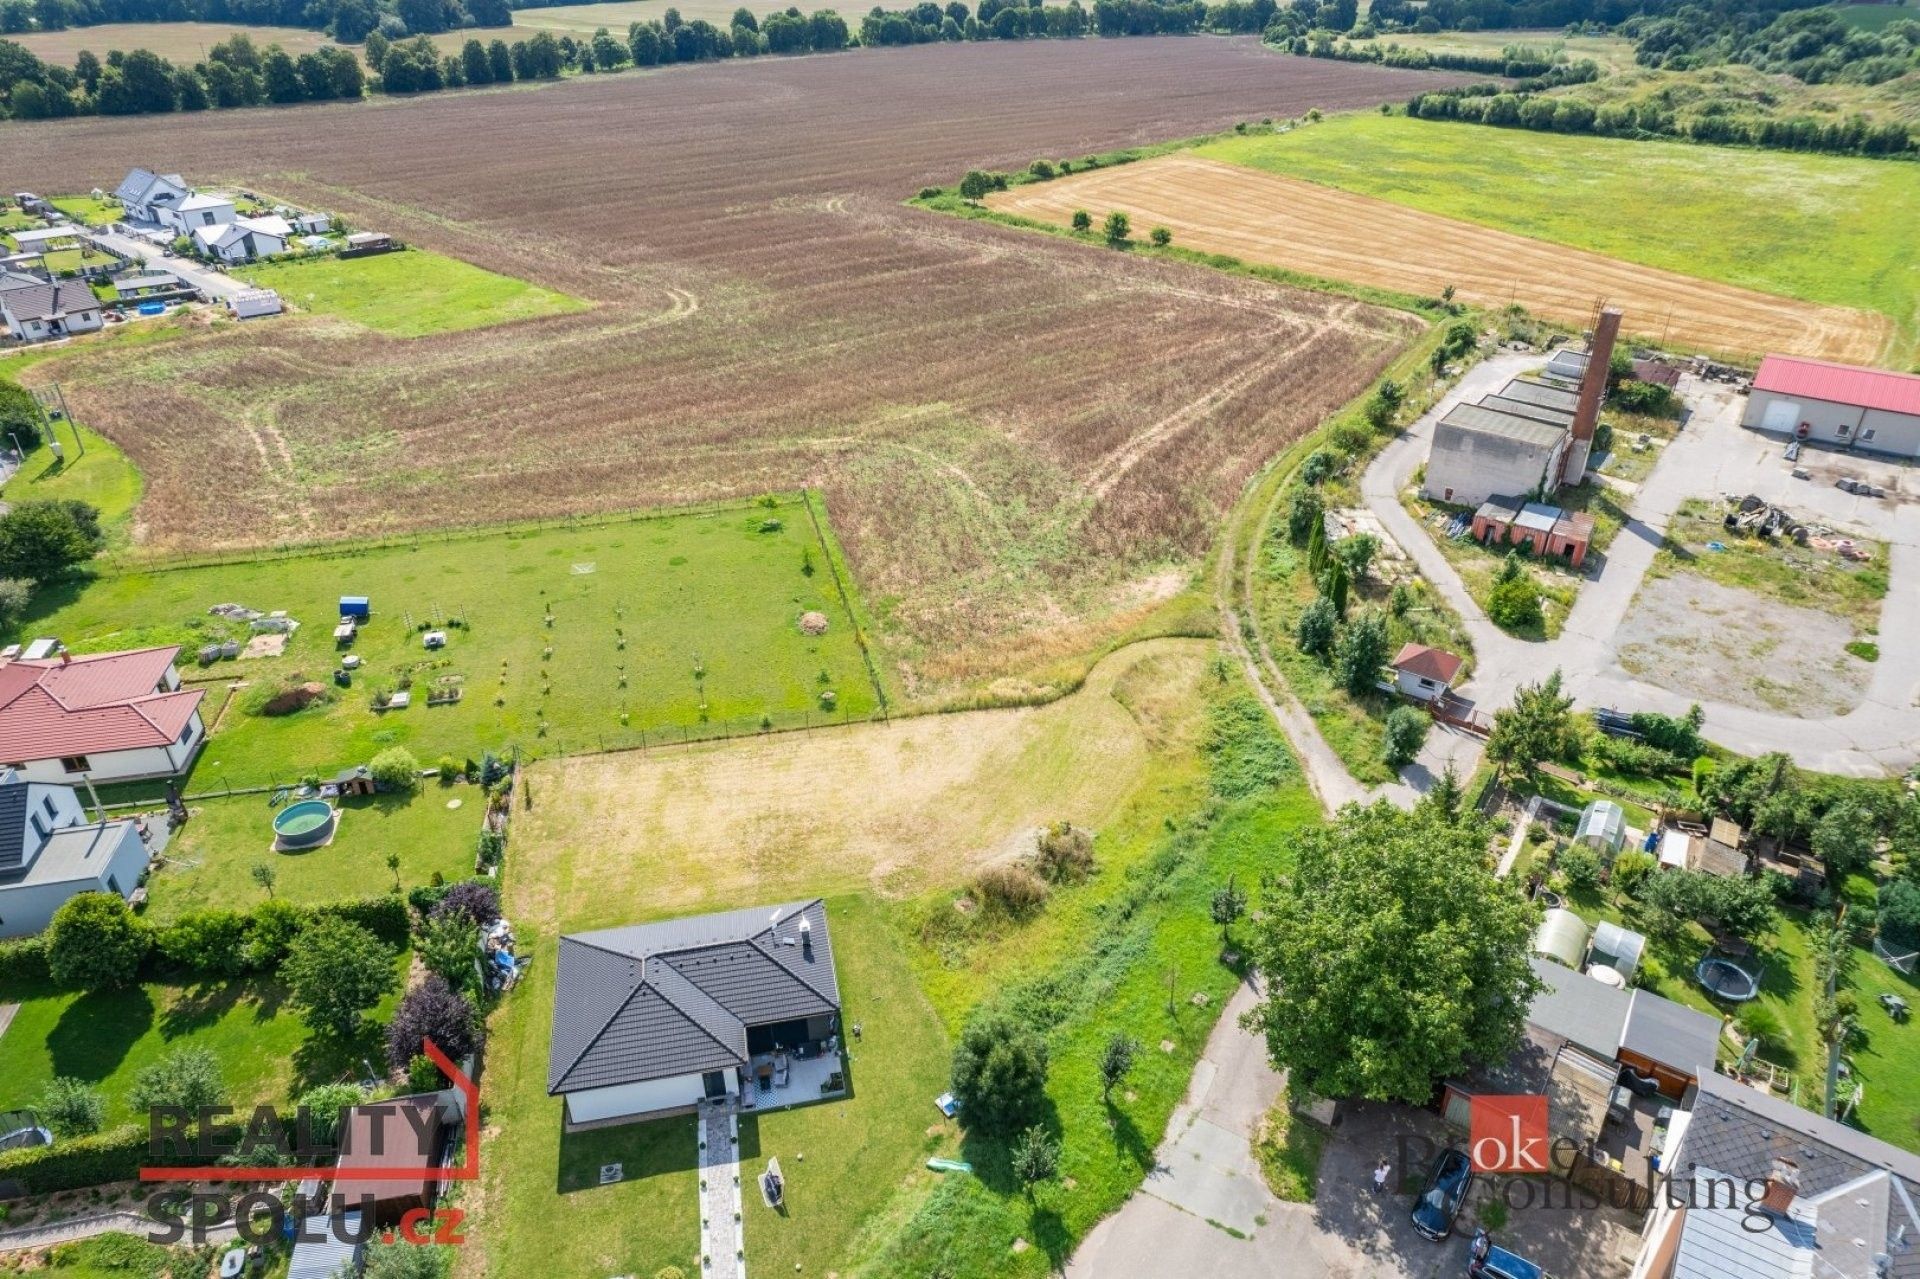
[1735,1003,1784,1044]
[1382,706,1429,767]
[1296,597,1337,658]
[1148,225,1171,247]
[436,755,462,783]
[154,909,252,977]
[0,499,105,581]
[1556,845,1602,893]
[363,1239,454,1279]
[430,880,500,927]
[1286,488,1323,545]
[314,895,412,948]
[949,1009,1049,1134]
[244,897,306,969]
[1070,208,1091,232]
[1300,449,1338,486]
[128,1047,224,1114]
[0,1125,151,1195]
[1335,610,1390,695]
[283,917,399,1037]
[1026,158,1055,179]
[0,935,50,985]
[417,912,481,994]
[38,1078,105,1137]
[47,893,148,990]
[1033,822,1095,884]
[1611,850,1657,893]
[296,1082,366,1147]
[1877,878,1920,950]
[1486,576,1543,631]
[387,975,482,1072]
[974,864,1049,917]
[369,747,422,793]
[1102,209,1130,242]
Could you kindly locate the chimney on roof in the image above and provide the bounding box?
[1760,1158,1801,1216]
[1560,307,1622,488]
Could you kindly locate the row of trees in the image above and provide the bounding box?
[1,31,363,115]
[0,0,505,43]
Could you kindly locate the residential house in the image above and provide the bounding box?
[1525,956,1723,1098]
[1389,642,1463,703]
[292,212,332,235]
[113,168,190,223]
[161,193,236,235]
[1628,1070,1920,1279]
[0,282,104,343]
[0,767,150,938]
[193,215,290,264]
[548,899,844,1127]
[0,644,207,784]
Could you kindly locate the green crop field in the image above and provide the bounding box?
[14,496,887,788]
[235,249,586,338]
[1198,114,1920,358]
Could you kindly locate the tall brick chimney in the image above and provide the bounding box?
[1560,307,1621,487]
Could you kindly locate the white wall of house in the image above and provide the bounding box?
[1423,428,1566,508]
[8,708,204,785]
[2,307,104,342]
[1394,670,1447,702]
[563,1070,735,1125]
[0,821,149,938]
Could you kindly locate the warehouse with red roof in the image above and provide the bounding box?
[1742,355,1920,457]
[0,644,206,785]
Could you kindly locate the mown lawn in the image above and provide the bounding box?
[1651,497,1888,636]
[17,496,886,788]
[1198,114,1920,354]
[146,787,479,922]
[0,956,407,1129]
[234,249,586,337]
[48,194,125,227]
[0,425,144,546]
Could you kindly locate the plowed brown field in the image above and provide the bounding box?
[2,40,1469,693]
[990,151,1891,363]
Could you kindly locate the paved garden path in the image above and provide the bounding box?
[0,1208,238,1252]
[698,1100,745,1279]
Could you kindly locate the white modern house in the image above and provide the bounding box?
[548,900,844,1126]
[0,281,104,343]
[193,214,290,264]
[0,768,149,938]
[0,644,206,784]
[113,168,191,223]
[161,193,237,235]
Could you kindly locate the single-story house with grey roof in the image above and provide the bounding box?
[548,899,843,1127]
[0,281,102,343]
[1526,956,1722,1098]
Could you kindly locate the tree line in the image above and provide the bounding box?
[0,0,508,45]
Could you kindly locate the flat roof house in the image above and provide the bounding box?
[0,281,103,343]
[0,645,206,785]
[548,900,844,1127]
[1629,1070,1920,1279]
[1742,355,1920,458]
[1525,956,1722,1098]
[0,767,150,938]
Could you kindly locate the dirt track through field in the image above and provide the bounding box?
[4,40,1471,692]
[990,152,1892,362]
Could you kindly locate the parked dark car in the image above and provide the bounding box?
[1468,1229,1547,1279]
[1411,1147,1475,1242]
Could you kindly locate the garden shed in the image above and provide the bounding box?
[1533,908,1591,970]
[339,595,370,620]
[1575,800,1628,856]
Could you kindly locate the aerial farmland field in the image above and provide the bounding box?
[3,39,1467,699]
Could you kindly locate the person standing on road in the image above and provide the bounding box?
[1372,1159,1391,1195]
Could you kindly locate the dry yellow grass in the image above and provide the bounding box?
[990,152,1891,363]
[508,637,1213,926]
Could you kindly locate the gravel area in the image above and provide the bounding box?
[1615,572,1871,715]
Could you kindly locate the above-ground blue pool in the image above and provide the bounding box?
[273,799,337,849]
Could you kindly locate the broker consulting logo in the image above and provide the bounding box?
[1467,1094,1550,1174]
[141,1039,477,1249]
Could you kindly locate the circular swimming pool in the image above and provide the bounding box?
[1696,956,1760,1002]
[272,799,337,849]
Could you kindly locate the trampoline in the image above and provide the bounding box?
[1696,955,1760,1002]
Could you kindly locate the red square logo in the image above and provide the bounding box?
[1469,1094,1549,1173]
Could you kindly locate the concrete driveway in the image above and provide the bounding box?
[87,226,246,300]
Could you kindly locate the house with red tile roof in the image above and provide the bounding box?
[1389,643,1465,703]
[0,644,206,785]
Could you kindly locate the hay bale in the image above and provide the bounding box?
[799,611,830,636]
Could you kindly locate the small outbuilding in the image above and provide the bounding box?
[339,596,371,620]
[1589,920,1647,984]
[1388,643,1463,703]
[1533,907,1592,970]
[1574,799,1628,856]
[227,289,282,320]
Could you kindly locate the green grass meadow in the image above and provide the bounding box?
[1198,114,1920,358]
[234,249,586,337]
[17,496,886,788]
[48,194,124,227]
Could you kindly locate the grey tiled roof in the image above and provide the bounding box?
[1676,1072,1920,1279]
[548,900,839,1094]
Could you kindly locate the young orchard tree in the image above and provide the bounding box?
[1009,1124,1060,1199]
[1210,874,1246,946]
[1098,1032,1138,1103]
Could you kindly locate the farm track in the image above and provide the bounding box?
[6,39,1470,687]
[989,151,1894,364]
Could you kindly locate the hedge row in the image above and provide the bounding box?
[0,1109,307,1196]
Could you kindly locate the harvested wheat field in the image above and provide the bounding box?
[990,151,1892,363]
[4,40,1466,695]
[509,637,1212,923]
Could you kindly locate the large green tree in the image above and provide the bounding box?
[283,917,398,1037]
[1485,669,1579,779]
[0,499,103,582]
[949,1009,1048,1135]
[1245,802,1540,1102]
